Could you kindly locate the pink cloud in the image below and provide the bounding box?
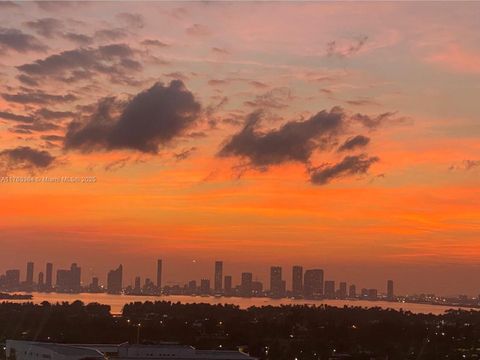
[428,44,480,74]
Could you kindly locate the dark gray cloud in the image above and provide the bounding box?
[116,13,145,29]
[309,154,379,185]
[0,111,34,123]
[186,24,210,36]
[219,107,345,167]
[346,98,378,106]
[25,18,64,38]
[0,146,56,173]
[35,108,74,120]
[353,111,398,129]
[65,80,201,153]
[212,47,229,55]
[326,35,368,58]
[12,121,60,133]
[174,147,197,161]
[0,107,72,133]
[104,157,130,172]
[16,43,141,84]
[338,135,370,152]
[249,80,268,89]
[62,32,93,46]
[41,134,64,142]
[2,89,77,104]
[141,39,169,47]
[16,74,39,86]
[244,88,293,109]
[0,27,47,53]
[94,28,128,41]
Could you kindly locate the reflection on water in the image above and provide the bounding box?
[5,292,468,315]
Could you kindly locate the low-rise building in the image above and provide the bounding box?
[6,341,256,360]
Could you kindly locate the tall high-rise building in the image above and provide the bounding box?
[349,284,356,298]
[224,275,232,295]
[240,272,253,297]
[156,259,162,290]
[188,280,197,294]
[324,280,335,299]
[387,280,394,300]
[368,288,378,300]
[134,277,141,293]
[200,279,210,295]
[270,266,284,298]
[292,266,303,296]
[360,288,369,298]
[252,280,263,296]
[38,272,44,289]
[107,265,123,294]
[70,263,81,292]
[214,261,223,293]
[5,270,20,290]
[26,262,34,286]
[339,282,347,299]
[56,263,81,293]
[303,269,324,298]
[89,277,100,292]
[45,263,53,290]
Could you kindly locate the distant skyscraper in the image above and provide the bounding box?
[214,261,223,293]
[224,275,232,294]
[361,288,369,298]
[38,272,44,289]
[56,263,81,293]
[188,280,197,293]
[45,263,53,290]
[156,259,162,290]
[240,272,253,297]
[90,277,100,292]
[252,280,263,295]
[200,279,210,295]
[303,269,324,298]
[70,263,81,292]
[270,266,284,298]
[368,288,378,300]
[349,284,356,298]
[26,262,34,286]
[324,280,335,299]
[5,270,20,290]
[339,282,347,299]
[387,280,394,300]
[107,265,123,294]
[134,277,141,292]
[292,266,303,296]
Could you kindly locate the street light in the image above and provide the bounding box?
[136,323,141,344]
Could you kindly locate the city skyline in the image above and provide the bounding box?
[2,258,392,295]
[1,257,461,300]
[2,254,480,297]
[1,2,480,296]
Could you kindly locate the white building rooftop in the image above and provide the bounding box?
[6,341,256,360]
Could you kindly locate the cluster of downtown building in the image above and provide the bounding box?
[0,260,396,301]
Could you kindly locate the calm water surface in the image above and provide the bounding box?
[4,292,475,315]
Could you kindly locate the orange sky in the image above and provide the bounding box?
[0,2,480,295]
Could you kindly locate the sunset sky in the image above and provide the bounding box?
[1,1,480,296]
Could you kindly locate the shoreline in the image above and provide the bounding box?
[2,291,477,315]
